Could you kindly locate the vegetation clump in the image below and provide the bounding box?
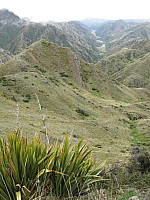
[97,147,150,199]
[0,132,104,199]
[76,108,89,117]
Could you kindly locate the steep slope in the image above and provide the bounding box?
[53,21,100,62]
[0,9,100,63]
[113,52,150,88]
[98,48,150,88]
[0,40,149,163]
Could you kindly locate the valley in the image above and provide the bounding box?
[0,9,149,166]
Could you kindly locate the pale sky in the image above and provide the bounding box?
[1,0,150,22]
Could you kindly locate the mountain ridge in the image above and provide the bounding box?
[0,9,100,63]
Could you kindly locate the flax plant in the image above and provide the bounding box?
[0,133,105,199]
[0,131,53,199]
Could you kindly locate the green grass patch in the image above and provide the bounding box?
[130,121,150,149]
[91,89,105,99]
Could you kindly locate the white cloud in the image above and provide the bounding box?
[1,0,150,22]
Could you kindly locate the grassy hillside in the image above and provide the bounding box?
[113,53,150,88]
[0,48,12,64]
[98,48,145,75]
[98,48,150,88]
[0,40,149,164]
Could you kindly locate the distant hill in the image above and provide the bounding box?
[94,20,150,89]
[96,21,150,55]
[95,20,138,42]
[81,18,109,29]
[81,18,150,30]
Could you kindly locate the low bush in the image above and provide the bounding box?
[96,148,150,199]
[128,147,150,173]
[76,108,89,117]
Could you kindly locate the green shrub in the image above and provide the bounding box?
[99,153,150,195]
